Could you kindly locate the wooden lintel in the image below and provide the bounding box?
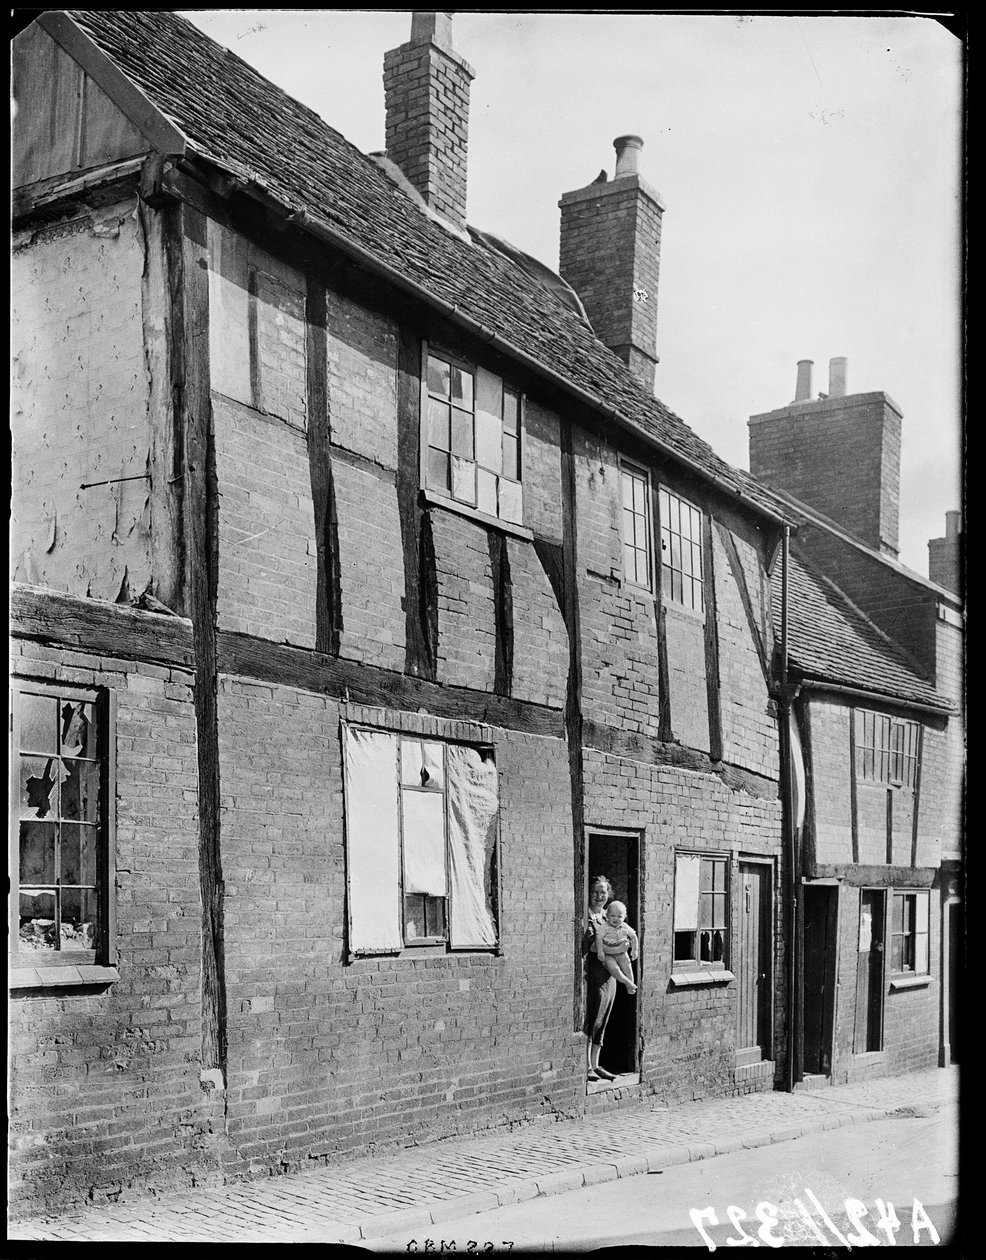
[10,584,194,669]
[807,864,937,888]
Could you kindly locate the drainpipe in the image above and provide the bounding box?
[777,525,799,1093]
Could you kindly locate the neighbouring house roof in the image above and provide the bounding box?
[780,555,950,712]
[50,8,792,526]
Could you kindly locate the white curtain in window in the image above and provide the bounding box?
[402,790,447,895]
[674,855,701,930]
[343,728,402,952]
[447,745,499,947]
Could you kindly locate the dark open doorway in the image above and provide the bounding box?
[587,830,640,1078]
[802,883,838,1076]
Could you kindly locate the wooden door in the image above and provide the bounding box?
[736,862,771,1065]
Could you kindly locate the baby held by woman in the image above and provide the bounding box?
[594,900,638,994]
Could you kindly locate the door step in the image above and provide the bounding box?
[793,1073,831,1091]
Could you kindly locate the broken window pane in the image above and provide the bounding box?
[451,407,474,459]
[62,760,99,822]
[60,701,95,757]
[427,448,450,493]
[451,456,476,506]
[21,756,58,820]
[21,693,57,754]
[60,887,98,951]
[19,891,57,952]
[428,398,451,451]
[427,354,451,399]
[476,467,498,516]
[61,823,99,885]
[19,822,56,885]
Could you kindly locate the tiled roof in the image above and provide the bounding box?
[779,555,948,710]
[62,8,791,525]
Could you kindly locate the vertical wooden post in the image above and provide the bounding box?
[171,202,226,1077]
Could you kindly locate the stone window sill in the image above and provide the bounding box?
[670,969,734,988]
[9,964,120,991]
[889,973,932,992]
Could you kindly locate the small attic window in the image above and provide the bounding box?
[422,346,523,527]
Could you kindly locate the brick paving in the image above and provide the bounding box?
[10,1066,958,1243]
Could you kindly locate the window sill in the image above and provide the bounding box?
[669,969,734,988]
[889,973,932,992]
[9,964,120,991]
[423,490,533,541]
[663,598,706,625]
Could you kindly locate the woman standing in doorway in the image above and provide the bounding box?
[583,875,618,1082]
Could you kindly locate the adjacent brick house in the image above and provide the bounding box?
[750,358,964,1084]
[9,10,959,1220]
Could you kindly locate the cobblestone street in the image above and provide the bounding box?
[11,1066,959,1244]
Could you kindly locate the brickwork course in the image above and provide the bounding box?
[11,1066,958,1243]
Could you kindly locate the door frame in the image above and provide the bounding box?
[584,826,643,1079]
[735,855,774,1066]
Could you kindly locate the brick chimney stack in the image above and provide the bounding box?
[558,135,665,394]
[383,12,475,230]
[928,511,963,595]
[749,358,903,559]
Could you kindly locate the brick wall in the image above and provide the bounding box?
[9,636,219,1217]
[749,393,902,557]
[217,681,579,1177]
[333,459,406,671]
[325,289,399,467]
[714,525,777,776]
[664,605,710,753]
[583,750,785,1102]
[806,699,854,865]
[506,538,569,709]
[432,510,497,692]
[213,397,317,648]
[11,200,157,603]
[522,399,563,542]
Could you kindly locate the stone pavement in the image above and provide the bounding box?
[11,1066,958,1244]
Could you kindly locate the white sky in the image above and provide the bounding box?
[180,9,964,578]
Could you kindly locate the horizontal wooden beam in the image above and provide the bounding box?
[10,585,194,669]
[217,630,566,739]
[807,863,937,888]
[583,718,779,798]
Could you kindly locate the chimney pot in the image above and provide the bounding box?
[614,134,644,178]
[410,11,454,48]
[829,356,848,398]
[945,510,961,540]
[794,359,813,402]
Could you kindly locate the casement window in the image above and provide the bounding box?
[854,710,920,788]
[673,853,728,967]
[659,488,704,613]
[621,462,653,589]
[891,891,930,975]
[342,727,500,955]
[10,683,114,967]
[423,347,523,526]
